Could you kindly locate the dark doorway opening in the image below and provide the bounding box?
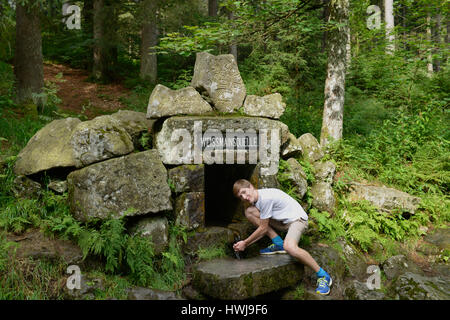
[204,164,256,227]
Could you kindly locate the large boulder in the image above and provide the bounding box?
[381,255,423,280]
[389,272,450,300]
[337,239,368,281]
[243,93,286,119]
[13,115,139,176]
[313,161,336,184]
[67,150,172,222]
[14,117,81,176]
[191,52,246,113]
[110,110,154,148]
[297,133,324,163]
[344,280,386,300]
[311,182,336,213]
[70,115,134,168]
[249,162,281,189]
[174,192,205,230]
[168,164,204,193]
[193,255,304,299]
[183,226,235,255]
[281,133,303,159]
[283,158,308,200]
[348,183,421,214]
[146,85,213,119]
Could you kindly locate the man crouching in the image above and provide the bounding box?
[232,179,332,295]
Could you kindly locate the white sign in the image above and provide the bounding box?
[169,121,279,175]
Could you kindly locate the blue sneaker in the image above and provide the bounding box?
[259,243,286,255]
[316,274,332,295]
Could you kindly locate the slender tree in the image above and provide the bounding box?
[208,0,218,17]
[83,0,94,71]
[427,12,433,76]
[139,0,158,83]
[92,0,105,80]
[320,0,349,147]
[228,10,237,61]
[384,0,395,54]
[321,0,331,53]
[433,12,442,72]
[14,0,44,105]
[92,0,118,82]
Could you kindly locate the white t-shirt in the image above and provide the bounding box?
[254,188,308,224]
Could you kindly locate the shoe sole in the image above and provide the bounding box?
[316,278,333,296]
[260,250,287,255]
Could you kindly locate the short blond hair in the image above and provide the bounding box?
[233,179,253,198]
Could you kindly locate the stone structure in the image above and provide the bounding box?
[12,51,344,299]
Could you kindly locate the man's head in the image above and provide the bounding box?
[233,179,258,204]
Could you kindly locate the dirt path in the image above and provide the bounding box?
[43,63,130,119]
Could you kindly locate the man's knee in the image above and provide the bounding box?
[283,239,298,254]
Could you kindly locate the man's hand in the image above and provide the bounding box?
[233,240,247,252]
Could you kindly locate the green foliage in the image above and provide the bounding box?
[156,23,231,57]
[125,235,157,286]
[0,198,44,233]
[338,199,418,252]
[196,244,228,261]
[332,107,449,198]
[309,208,344,242]
[78,218,127,273]
[0,2,15,62]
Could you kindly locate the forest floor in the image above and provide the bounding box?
[43,63,130,119]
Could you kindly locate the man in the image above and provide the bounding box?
[232,179,332,295]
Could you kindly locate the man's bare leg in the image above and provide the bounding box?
[283,238,320,272]
[245,206,279,240]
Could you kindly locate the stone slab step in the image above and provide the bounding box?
[192,255,304,300]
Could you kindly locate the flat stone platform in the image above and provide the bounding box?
[193,255,304,299]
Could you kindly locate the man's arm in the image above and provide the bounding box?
[234,218,270,251]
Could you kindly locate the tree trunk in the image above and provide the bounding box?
[320,0,349,147]
[228,10,237,61]
[384,0,395,54]
[346,26,351,72]
[83,0,94,71]
[426,13,433,76]
[92,0,105,80]
[321,0,331,53]
[14,0,44,105]
[139,0,158,83]
[92,0,117,82]
[434,13,441,72]
[208,0,218,17]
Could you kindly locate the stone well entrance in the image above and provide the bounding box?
[204,164,256,227]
